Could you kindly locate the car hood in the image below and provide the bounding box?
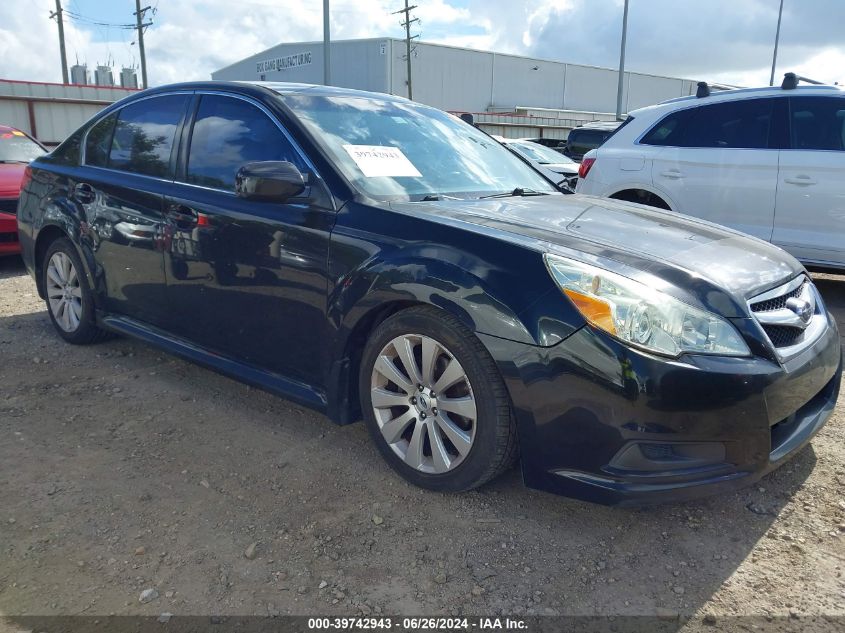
[391,194,803,318]
[0,163,26,198]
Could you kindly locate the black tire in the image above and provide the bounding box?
[359,305,518,492]
[42,237,108,345]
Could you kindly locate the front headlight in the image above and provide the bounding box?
[544,254,750,357]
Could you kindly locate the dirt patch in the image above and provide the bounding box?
[1,256,844,621]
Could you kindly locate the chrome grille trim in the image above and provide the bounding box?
[747,275,826,361]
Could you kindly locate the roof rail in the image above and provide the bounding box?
[782,72,825,89]
[694,81,736,98]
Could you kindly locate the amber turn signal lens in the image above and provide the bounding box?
[563,288,617,335]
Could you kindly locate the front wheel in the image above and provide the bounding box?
[359,306,518,492]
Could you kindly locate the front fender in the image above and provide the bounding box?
[329,241,584,357]
[334,254,536,346]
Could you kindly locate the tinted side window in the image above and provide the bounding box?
[108,95,188,177]
[641,109,694,146]
[682,98,774,149]
[186,95,305,191]
[85,113,117,167]
[789,97,845,151]
[49,129,82,166]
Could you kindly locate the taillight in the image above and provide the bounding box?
[20,165,33,191]
[578,157,595,179]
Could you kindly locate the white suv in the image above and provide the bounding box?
[576,79,845,270]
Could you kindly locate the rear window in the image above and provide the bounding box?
[642,98,774,149]
[789,97,845,151]
[567,126,618,155]
[107,94,189,178]
[85,113,117,168]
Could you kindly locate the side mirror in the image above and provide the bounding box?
[235,161,306,202]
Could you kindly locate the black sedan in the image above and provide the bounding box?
[16,82,842,505]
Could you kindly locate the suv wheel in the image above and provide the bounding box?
[42,238,108,344]
[359,306,518,492]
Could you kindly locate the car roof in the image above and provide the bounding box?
[571,121,621,131]
[631,84,845,117]
[135,80,412,104]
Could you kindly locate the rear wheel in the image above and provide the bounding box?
[42,238,107,344]
[359,306,518,492]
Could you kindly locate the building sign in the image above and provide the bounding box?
[256,51,312,74]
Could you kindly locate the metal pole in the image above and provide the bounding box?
[615,0,629,120]
[54,0,69,84]
[135,0,149,89]
[404,0,413,100]
[770,0,784,86]
[323,0,331,85]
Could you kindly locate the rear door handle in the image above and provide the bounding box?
[784,175,817,186]
[72,182,96,204]
[166,204,199,227]
[660,169,683,179]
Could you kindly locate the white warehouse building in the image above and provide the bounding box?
[212,38,706,116]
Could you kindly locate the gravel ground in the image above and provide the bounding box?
[0,255,844,624]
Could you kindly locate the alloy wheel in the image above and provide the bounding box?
[370,334,477,474]
[46,252,83,333]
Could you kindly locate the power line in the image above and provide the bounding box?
[393,1,419,100]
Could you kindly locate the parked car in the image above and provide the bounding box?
[0,125,46,256]
[17,82,841,505]
[523,137,568,153]
[563,120,621,162]
[498,138,579,190]
[576,79,845,271]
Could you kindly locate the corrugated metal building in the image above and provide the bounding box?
[212,38,704,115]
[0,79,139,147]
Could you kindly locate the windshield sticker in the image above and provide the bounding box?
[342,145,422,178]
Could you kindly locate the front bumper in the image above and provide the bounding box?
[0,210,21,255]
[481,310,842,506]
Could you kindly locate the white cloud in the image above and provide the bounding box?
[0,0,843,89]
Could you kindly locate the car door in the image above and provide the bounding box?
[163,92,335,385]
[78,93,190,326]
[650,97,779,241]
[772,95,845,267]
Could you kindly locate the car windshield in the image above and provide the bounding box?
[282,94,556,201]
[509,141,574,165]
[0,129,45,163]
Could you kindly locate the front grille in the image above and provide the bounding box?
[748,275,822,355]
[0,232,17,244]
[0,198,18,214]
[762,324,804,348]
[750,280,806,313]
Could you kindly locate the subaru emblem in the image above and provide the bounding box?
[785,297,813,324]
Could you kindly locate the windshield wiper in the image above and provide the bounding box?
[0,159,29,164]
[417,193,462,201]
[478,188,550,199]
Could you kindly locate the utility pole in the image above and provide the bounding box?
[50,0,69,84]
[769,0,785,86]
[615,0,629,120]
[323,0,331,85]
[393,1,419,100]
[134,0,153,89]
